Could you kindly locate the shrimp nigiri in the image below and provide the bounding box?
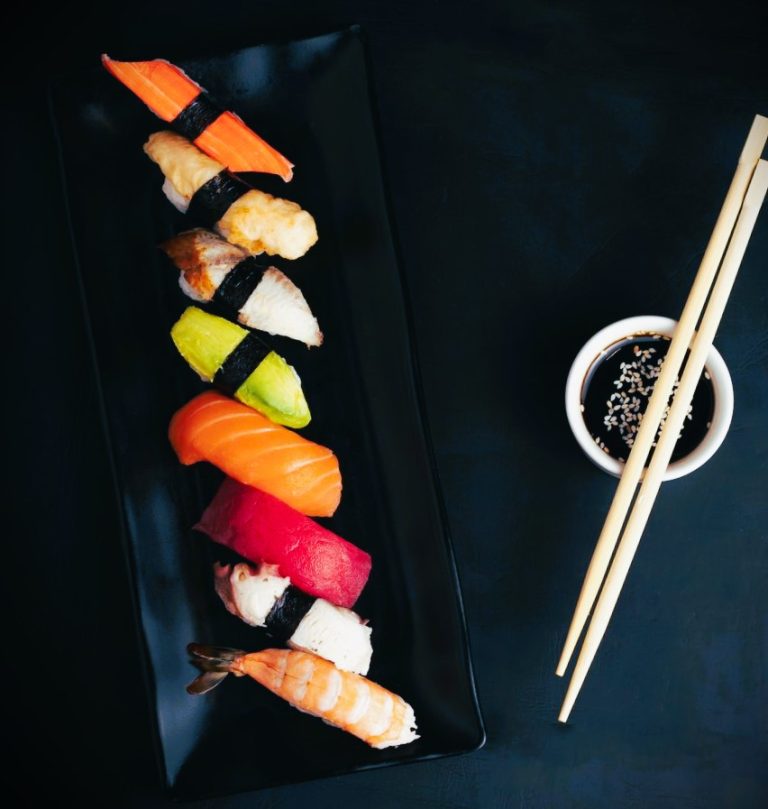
[187,644,418,749]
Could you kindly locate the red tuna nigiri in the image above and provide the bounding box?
[101,55,294,180]
[197,478,371,608]
[169,392,341,517]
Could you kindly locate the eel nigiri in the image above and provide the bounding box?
[171,306,310,428]
[102,55,294,180]
[199,478,369,608]
[215,562,373,674]
[169,391,341,516]
[144,131,317,260]
[162,229,323,347]
[187,645,419,749]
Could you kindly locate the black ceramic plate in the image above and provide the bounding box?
[49,27,484,799]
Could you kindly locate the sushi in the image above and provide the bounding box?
[187,645,419,749]
[161,229,323,347]
[171,306,310,428]
[215,562,373,675]
[169,391,341,517]
[199,478,369,608]
[102,55,294,180]
[144,131,318,260]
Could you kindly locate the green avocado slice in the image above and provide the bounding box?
[171,306,311,428]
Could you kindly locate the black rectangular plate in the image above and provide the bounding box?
[50,27,484,799]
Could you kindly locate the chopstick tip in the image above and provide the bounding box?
[558,681,579,724]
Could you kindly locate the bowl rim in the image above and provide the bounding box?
[564,315,734,481]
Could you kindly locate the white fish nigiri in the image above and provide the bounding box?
[161,229,323,347]
[214,563,373,675]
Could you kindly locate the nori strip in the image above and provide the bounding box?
[172,93,224,141]
[265,586,316,642]
[213,257,265,312]
[187,171,249,224]
[212,331,270,395]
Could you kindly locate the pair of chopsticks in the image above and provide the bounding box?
[556,114,768,723]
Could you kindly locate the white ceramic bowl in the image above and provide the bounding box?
[565,315,734,481]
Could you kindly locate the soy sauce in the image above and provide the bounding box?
[581,333,715,463]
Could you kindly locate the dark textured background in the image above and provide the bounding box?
[5,1,767,807]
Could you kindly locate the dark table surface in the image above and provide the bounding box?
[6,2,767,807]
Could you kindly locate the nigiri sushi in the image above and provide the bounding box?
[215,562,373,674]
[102,55,294,180]
[198,478,369,607]
[161,229,323,347]
[187,645,419,749]
[144,131,317,260]
[169,391,341,516]
[171,306,310,428]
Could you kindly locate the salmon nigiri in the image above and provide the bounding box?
[101,55,294,181]
[169,391,341,516]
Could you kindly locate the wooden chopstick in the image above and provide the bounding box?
[558,158,768,723]
[555,115,768,679]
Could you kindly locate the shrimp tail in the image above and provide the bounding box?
[186,643,244,694]
[186,670,230,695]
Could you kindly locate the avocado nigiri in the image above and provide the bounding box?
[171,306,310,428]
